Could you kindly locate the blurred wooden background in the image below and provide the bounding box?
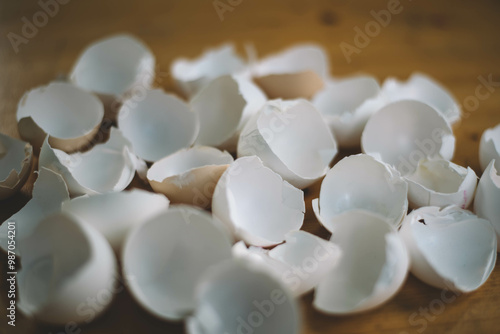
[1,0,500,333]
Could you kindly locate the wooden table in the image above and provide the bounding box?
[1,0,500,333]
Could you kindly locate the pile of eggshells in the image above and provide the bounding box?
[1,34,499,333]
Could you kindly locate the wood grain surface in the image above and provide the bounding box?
[1,0,500,333]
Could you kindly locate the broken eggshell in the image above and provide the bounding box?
[147,146,233,208]
[171,43,246,98]
[0,133,33,199]
[479,124,500,172]
[190,74,267,151]
[61,189,170,254]
[118,89,199,162]
[405,158,477,209]
[212,156,305,247]
[17,212,117,325]
[381,72,461,124]
[312,75,383,147]
[474,160,500,252]
[186,259,301,334]
[233,230,341,296]
[122,205,232,321]
[70,34,155,112]
[0,167,69,256]
[238,99,337,189]
[361,100,455,175]
[313,210,409,315]
[399,205,497,292]
[16,81,104,152]
[312,154,408,232]
[251,44,329,99]
[39,127,137,196]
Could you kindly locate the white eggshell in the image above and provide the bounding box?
[381,72,461,124]
[190,74,267,151]
[0,167,69,256]
[361,100,455,175]
[0,133,33,199]
[312,75,383,147]
[252,44,329,99]
[71,34,155,98]
[61,189,170,254]
[39,128,136,196]
[147,146,233,208]
[313,210,409,315]
[474,160,500,251]
[122,205,232,321]
[16,81,104,152]
[233,231,341,296]
[212,156,305,247]
[479,124,500,172]
[118,89,199,162]
[312,154,408,232]
[171,43,246,98]
[399,205,497,292]
[187,259,301,334]
[405,158,477,209]
[238,99,337,189]
[17,212,117,325]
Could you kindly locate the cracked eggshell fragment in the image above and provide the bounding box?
[252,44,329,99]
[61,189,169,254]
[405,158,477,209]
[233,231,341,296]
[0,133,33,199]
[39,127,136,196]
[313,210,409,315]
[479,124,500,172]
[312,154,408,232]
[361,100,455,175]
[71,34,155,100]
[238,99,337,189]
[212,156,305,247]
[312,75,383,147]
[147,146,233,208]
[171,43,246,98]
[17,212,117,325]
[118,89,199,162]
[474,160,500,252]
[191,74,267,151]
[400,206,497,292]
[381,73,461,124]
[122,205,232,321]
[16,82,104,152]
[0,167,69,256]
[187,259,300,334]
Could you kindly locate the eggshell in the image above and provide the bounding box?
[171,43,246,98]
[474,160,500,252]
[16,82,104,152]
[399,205,497,292]
[212,156,305,247]
[118,89,199,162]
[122,205,232,321]
[312,154,408,232]
[405,158,477,209]
[147,146,233,208]
[479,123,500,172]
[187,259,301,334]
[361,100,455,175]
[238,99,337,189]
[0,167,69,256]
[61,189,170,254]
[313,210,409,315]
[0,133,33,199]
[17,212,117,325]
